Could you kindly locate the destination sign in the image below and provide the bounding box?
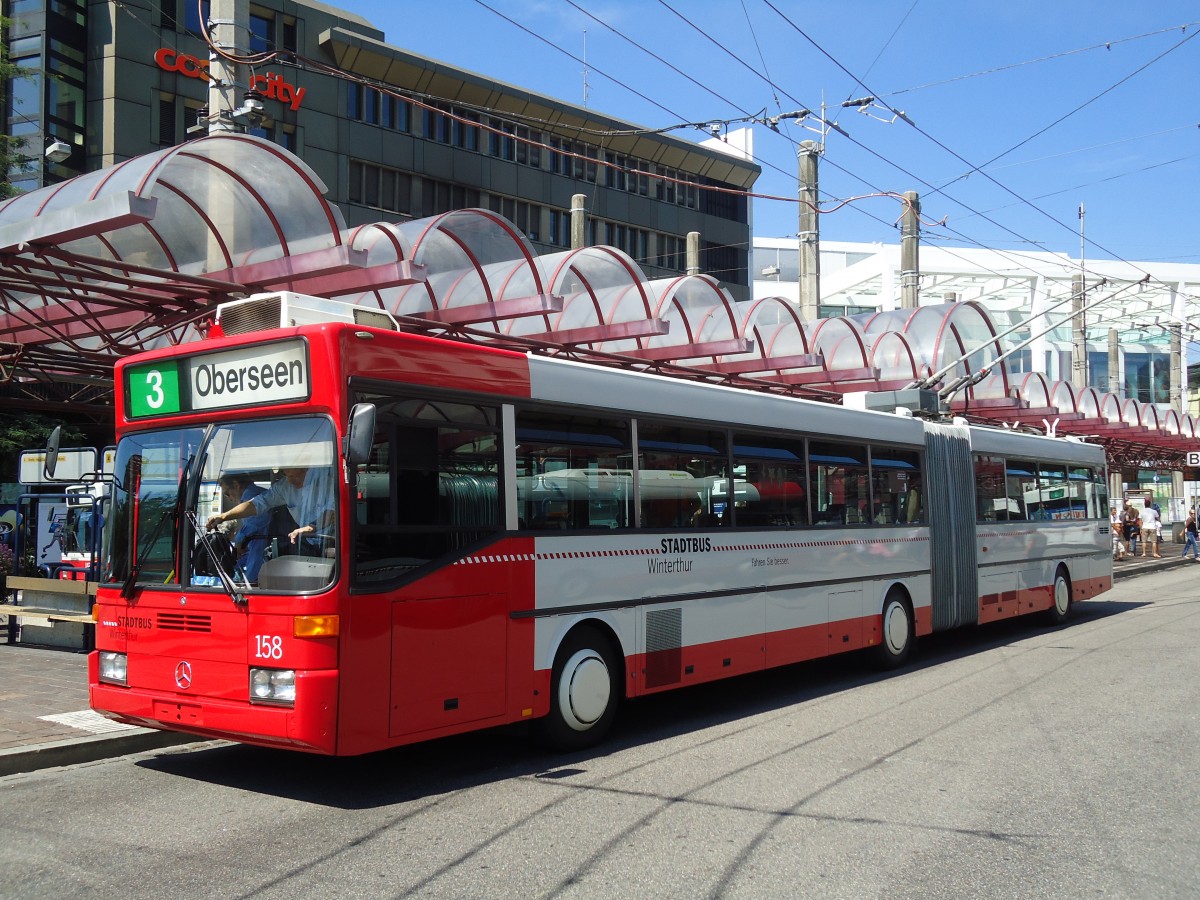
[127,340,310,418]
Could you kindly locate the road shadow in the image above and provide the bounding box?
[138,597,1149,808]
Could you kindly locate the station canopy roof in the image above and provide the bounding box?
[0,134,1192,466]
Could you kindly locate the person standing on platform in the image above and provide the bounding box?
[1140,503,1161,559]
[1111,506,1126,560]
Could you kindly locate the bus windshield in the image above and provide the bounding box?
[105,416,338,594]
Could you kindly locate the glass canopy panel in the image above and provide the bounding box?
[542,247,646,302]
[870,333,918,380]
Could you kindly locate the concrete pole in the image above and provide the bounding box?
[1108,328,1120,394]
[1110,470,1124,513]
[207,0,248,134]
[1171,323,1186,513]
[900,190,920,309]
[1071,273,1087,390]
[570,194,587,249]
[1170,322,1182,412]
[686,231,701,276]
[797,140,820,321]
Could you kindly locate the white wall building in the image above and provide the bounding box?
[752,237,1200,412]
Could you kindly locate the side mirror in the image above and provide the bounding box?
[44,426,62,479]
[345,403,376,466]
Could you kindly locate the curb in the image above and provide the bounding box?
[0,728,201,777]
[1112,556,1191,581]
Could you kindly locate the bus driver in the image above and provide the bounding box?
[207,466,335,558]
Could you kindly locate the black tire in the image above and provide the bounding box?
[535,626,621,752]
[1045,567,1071,626]
[874,589,914,669]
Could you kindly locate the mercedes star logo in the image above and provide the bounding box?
[174,660,193,690]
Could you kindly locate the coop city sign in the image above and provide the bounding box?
[153,48,307,111]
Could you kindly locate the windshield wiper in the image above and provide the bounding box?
[120,453,193,599]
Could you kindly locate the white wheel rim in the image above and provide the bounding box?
[1054,577,1070,616]
[558,649,611,732]
[883,602,909,655]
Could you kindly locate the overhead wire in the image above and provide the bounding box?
[887,21,1200,97]
[756,0,1200,309]
[188,0,1197,322]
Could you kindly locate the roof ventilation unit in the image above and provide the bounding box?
[215,292,398,336]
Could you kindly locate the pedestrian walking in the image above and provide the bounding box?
[1184,510,1200,560]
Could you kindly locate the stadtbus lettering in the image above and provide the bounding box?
[193,358,304,398]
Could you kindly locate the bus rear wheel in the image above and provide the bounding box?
[874,590,914,669]
[1045,567,1071,626]
[536,626,620,751]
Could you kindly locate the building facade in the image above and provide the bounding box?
[4,0,759,295]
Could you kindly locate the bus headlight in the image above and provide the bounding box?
[98,651,128,686]
[249,668,295,706]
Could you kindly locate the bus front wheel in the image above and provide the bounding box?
[875,590,914,669]
[536,626,620,751]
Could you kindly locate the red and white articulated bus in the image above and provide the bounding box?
[88,294,1113,755]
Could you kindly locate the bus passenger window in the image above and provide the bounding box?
[870,446,922,525]
[636,421,726,529]
[1004,461,1035,522]
[732,434,808,527]
[514,410,632,530]
[810,440,868,526]
[974,455,1006,521]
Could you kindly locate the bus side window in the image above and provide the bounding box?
[731,435,808,528]
[871,446,922,525]
[810,440,868,526]
[514,409,633,531]
[1004,461,1034,522]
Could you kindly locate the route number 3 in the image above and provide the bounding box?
[255,635,283,659]
[128,362,181,418]
[143,369,165,409]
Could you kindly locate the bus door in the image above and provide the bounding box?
[349,408,509,738]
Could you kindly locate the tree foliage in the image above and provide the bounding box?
[0,413,84,478]
[0,15,34,199]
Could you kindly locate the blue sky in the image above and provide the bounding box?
[351,1,1199,266]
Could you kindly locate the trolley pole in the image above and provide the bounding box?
[797,141,821,321]
[900,190,920,309]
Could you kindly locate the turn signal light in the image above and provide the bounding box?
[293,614,339,638]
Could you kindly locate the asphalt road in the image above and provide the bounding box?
[2,567,1198,899]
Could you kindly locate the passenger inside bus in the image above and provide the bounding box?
[217,473,269,582]
[208,466,335,559]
